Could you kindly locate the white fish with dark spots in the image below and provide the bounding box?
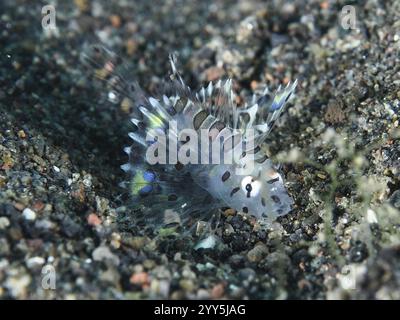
[82,46,298,233]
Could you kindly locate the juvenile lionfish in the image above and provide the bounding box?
[83,46,297,234]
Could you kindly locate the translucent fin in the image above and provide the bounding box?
[81,44,149,112]
[239,80,298,145]
[169,53,186,88]
[195,79,237,127]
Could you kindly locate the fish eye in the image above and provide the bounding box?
[241,176,261,198]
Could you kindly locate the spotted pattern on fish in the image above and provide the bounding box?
[82,46,298,232]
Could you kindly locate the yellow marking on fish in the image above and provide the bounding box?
[131,171,148,195]
[149,114,164,128]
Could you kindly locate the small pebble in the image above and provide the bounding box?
[17,130,26,138]
[22,208,36,221]
[87,213,102,226]
[130,272,150,286]
[211,283,225,299]
[0,217,10,229]
[92,246,120,266]
[26,256,45,269]
[247,243,268,263]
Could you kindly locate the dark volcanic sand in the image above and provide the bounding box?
[0,0,399,299]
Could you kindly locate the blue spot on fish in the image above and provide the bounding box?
[139,184,153,195]
[143,171,156,182]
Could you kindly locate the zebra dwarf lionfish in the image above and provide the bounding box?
[84,46,297,234]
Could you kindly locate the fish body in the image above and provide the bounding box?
[84,47,297,231]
